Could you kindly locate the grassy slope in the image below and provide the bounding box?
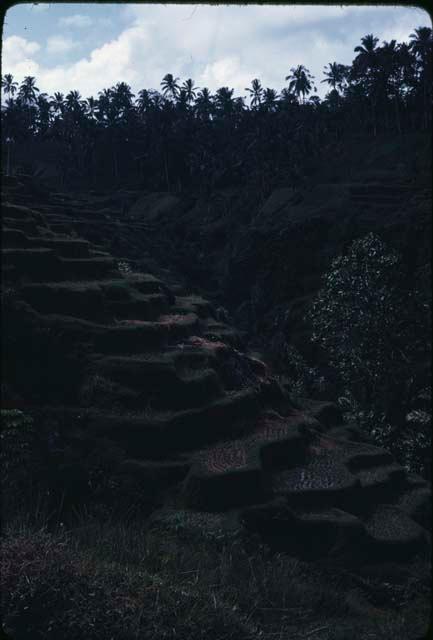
[1,511,431,640]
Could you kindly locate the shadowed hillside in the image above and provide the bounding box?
[1,173,431,640]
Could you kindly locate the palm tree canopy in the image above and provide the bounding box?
[1,74,18,96]
[263,87,279,110]
[355,34,379,54]
[285,65,315,100]
[321,62,348,91]
[409,26,432,59]
[245,78,264,107]
[353,34,379,73]
[18,76,40,104]
[161,73,180,99]
[182,79,198,103]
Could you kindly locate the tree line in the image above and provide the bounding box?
[1,28,431,192]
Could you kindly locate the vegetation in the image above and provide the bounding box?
[1,512,430,640]
[308,234,431,475]
[1,27,431,640]
[1,29,431,191]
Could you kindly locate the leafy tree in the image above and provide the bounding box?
[309,233,430,437]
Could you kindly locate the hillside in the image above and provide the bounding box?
[1,170,431,640]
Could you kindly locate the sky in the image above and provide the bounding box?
[1,3,431,100]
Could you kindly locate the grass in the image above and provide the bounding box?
[1,503,430,640]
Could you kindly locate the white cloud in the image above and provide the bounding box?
[199,57,257,96]
[3,35,40,63]
[58,14,93,28]
[3,6,431,99]
[3,36,41,78]
[46,35,78,55]
[380,8,432,45]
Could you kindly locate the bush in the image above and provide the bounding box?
[308,233,431,470]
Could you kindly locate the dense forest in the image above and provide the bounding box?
[1,27,432,191]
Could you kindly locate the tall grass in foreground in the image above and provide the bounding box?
[1,507,430,640]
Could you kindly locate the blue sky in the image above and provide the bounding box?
[2,3,431,100]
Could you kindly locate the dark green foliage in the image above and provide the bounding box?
[308,233,431,474]
[310,234,402,407]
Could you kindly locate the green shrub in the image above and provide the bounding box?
[308,233,431,471]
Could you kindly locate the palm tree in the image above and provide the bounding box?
[409,27,432,128]
[36,93,51,132]
[397,42,416,87]
[97,88,114,123]
[65,90,85,114]
[161,73,180,100]
[18,76,39,105]
[150,91,164,110]
[176,88,189,112]
[279,87,298,106]
[354,34,379,69]
[321,62,348,93]
[409,26,432,64]
[214,86,235,115]
[233,96,246,117]
[1,73,18,98]
[352,35,380,136]
[85,96,98,119]
[112,81,135,114]
[285,65,315,103]
[50,92,65,116]
[262,88,279,112]
[18,76,39,130]
[375,40,403,133]
[194,87,213,120]
[182,79,198,104]
[245,78,263,108]
[137,88,153,114]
